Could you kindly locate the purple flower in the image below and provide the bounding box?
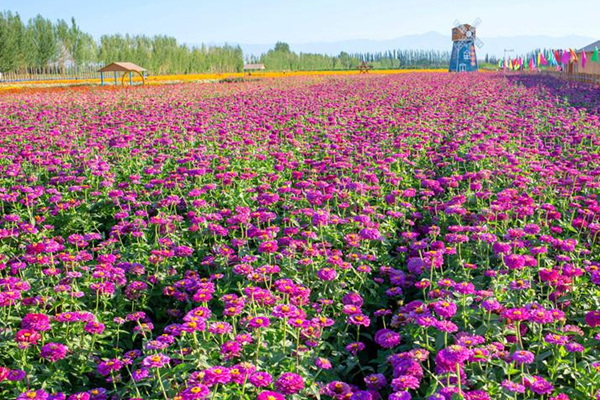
[391,375,420,391]
[351,391,373,400]
[389,392,412,400]
[464,390,490,400]
[502,380,525,393]
[131,368,149,381]
[511,350,534,364]
[258,240,278,253]
[374,328,401,349]
[526,375,554,395]
[84,321,105,335]
[359,228,381,240]
[97,359,123,376]
[324,381,352,397]
[204,366,231,384]
[316,267,337,281]
[433,301,457,318]
[21,313,51,332]
[363,374,387,391]
[7,369,26,381]
[67,393,90,400]
[435,345,470,373]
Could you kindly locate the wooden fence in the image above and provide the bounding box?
[0,65,102,83]
[542,70,600,86]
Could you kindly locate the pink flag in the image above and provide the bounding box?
[581,49,587,68]
[561,49,571,65]
[540,52,548,66]
[529,58,534,71]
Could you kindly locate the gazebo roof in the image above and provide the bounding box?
[98,62,147,73]
[243,63,265,70]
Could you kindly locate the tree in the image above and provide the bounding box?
[0,11,24,72]
[274,42,291,53]
[28,14,57,69]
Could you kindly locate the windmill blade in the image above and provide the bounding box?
[474,37,484,49]
[471,17,482,28]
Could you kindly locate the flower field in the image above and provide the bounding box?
[1,72,600,400]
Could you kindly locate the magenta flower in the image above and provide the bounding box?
[141,354,170,368]
[247,316,271,329]
[586,310,600,327]
[18,390,49,400]
[249,371,273,388]
[525,375,554,395]
[315,357,333,369]
[40,343,68,362]
[275,372,304,394]
[316,267,337,281]
[258,240,278,253]
[257,392,285,400]
[359,228,381,240]
[178,385,210,400]
[21,313,51,332]
[348,314,370,327]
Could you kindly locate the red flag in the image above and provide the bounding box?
[569,48,578,62]
[554,50,561,64]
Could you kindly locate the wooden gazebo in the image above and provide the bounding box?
[243,63,265,76]
[98,62,147,86]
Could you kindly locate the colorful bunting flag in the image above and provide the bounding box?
[540,52,548,66]
[581,49,587,69]
[592,47,599,63]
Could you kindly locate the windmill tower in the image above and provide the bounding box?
[449,18,483,72]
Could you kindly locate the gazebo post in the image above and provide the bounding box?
[130,72,132,85]
[100,71,104,86]
[114,71,117,85]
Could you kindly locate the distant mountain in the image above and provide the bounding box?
[201,33,597,59]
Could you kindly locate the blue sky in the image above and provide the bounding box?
[3,0,599,44]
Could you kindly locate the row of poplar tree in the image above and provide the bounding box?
[0,11,451,75]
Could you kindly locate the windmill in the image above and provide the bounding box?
[449,18,483,72]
